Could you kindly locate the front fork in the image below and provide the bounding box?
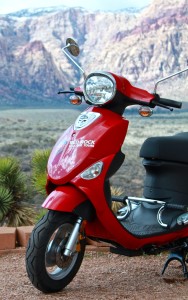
[64,216,83,256]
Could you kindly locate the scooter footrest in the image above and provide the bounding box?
[110,246,142,257]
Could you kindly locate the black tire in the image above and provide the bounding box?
[26,210,86,293]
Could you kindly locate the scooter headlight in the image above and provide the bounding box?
[84,72,116,105]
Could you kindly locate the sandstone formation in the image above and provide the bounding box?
[0,0,187,106]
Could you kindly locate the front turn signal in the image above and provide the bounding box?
[69,94,82,105]
[138,106,153,117]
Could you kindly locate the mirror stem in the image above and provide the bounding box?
[62,44,86,79]
[154,67,188,94]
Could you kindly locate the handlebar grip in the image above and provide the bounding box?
[166,203,186,211]
[159,98,182,109]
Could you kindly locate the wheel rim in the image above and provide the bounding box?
[45,223,79,280]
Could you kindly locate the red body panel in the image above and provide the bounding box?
[110,72,155,103]
[47,106,129,185]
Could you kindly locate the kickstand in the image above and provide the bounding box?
[162,249,188,278]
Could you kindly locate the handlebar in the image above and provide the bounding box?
[58,88,84,96]
[151,95,182,110]
[158,98,182,109]
[58,87,182,112]
[57,90,75,94]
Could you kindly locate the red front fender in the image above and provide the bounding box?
[42,185,87,212]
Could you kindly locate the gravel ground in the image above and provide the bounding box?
[1,250,188,300]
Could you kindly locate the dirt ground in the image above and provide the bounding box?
[1,250,188,300]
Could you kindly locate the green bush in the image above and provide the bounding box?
[0,187,14,221]
[0,157,36,226]
[31,149,51,196]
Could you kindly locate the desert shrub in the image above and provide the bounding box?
[0,156,37,226]
[0,187,14,222]
[7,204,37,227]
[111,186,124,213]
[0,157,27,199]
[31,149,51,196]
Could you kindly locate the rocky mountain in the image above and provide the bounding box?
[0,0,188,107]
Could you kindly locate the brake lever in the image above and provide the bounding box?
[157,103,173,111]
[150,98,173,111]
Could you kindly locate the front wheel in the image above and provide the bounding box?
[26,210,86,293]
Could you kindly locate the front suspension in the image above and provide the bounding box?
[64,216,83,256]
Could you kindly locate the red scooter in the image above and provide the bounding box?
[26,38,188,293]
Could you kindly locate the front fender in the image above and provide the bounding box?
[42,185,95,221]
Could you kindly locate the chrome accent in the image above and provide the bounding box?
[64,217,83,257]
[117,199,139,220]
[127,196,166,205]
[74,111,101,130]
[157,205,168,228]
[154,67,188,94]
[118,196,169,227]
[177,213,188,225]
[84,71,116,105]
[117,196,187,228]
[117,199,131,220]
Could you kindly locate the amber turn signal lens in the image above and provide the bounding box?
[138,106,153,117]
[69,95,82,105]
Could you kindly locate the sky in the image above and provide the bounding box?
[0,0,152,14]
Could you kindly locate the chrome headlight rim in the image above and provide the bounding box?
[83,71,116,106]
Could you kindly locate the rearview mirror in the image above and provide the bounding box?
[66,38,80,57]
[62,37,85,78]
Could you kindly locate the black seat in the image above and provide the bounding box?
[140,132,188,164]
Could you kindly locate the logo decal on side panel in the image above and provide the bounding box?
[69,139,95,148]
